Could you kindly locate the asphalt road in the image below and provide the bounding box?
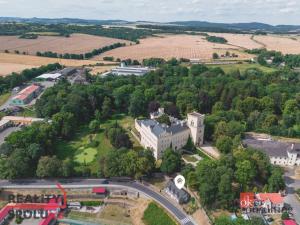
[0,179,196,225]
[284,169,300,223]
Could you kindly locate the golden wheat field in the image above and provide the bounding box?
[98,34,253,61]
[0,63,37,76]
[207,33,263,49]
[0,33,132,55]
[0,53,115,76]
[252,35,300,54]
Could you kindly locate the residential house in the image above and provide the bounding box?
[165,180,190,204]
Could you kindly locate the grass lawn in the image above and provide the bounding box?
[182,154,198,162]
[0,92,10,106]
[75,147,97,164]
[207,63,277,74]
[143,202,178,225]
[55,114,141,175]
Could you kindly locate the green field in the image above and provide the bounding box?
[55,114,141,174]
[0,93,10,106]
[143,202,177,225]
[207,63,277,74]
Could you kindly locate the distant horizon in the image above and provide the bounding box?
[0,0,298,25]
[0,16,299,27]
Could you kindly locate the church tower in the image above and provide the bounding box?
[187,112,205,146]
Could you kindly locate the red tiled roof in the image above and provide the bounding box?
[0,205,12,221]
[256,193,284,204]
[12,94,28,101]
[92,187,106,194]
[19,84,40,95]
[283,220,297,225]
[12,85,41,102]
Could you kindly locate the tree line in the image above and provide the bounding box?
[0,23,157,42]
[36,43,126,60]
[246,48,300,68]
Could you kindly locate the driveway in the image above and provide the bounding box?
[284,168,300,223]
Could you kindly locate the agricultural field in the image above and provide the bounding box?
[0,33,132,55]
[0,62,37,76]
[0,53,114,76]
[207,32,263,49]
[98,34,254,61]
[252,34,300,54]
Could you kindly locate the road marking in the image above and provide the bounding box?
[181,217,191,224]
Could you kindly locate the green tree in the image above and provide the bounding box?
[89,119,100,132]
[36,156,62,178]
[216,136,233,154]
[235,160,257,187]
[101,96,113,119]
[268,166,285,192]
[129,89,146,117]
[160,148,181,174]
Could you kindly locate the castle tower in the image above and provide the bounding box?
[187,112,205,146]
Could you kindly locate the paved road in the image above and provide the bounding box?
[0,179,196,225]
[284,169,300,223]
[0,126,21,144]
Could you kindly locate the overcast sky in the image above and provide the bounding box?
[0,0,298,25]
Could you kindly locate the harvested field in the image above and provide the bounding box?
[0,33,132,55]
[98,34,253,61]
[207,32,263,49]
[0,53,114,76]
[252,35,300,54]
[0,62,37,76]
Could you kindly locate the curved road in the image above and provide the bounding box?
[0,179,196,225]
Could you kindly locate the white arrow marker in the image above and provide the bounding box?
[174,175,185,190]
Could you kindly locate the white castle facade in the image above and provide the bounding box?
[135,108,205,159]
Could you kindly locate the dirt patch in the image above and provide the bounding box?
[193,209,211,225]
[0,34,131,55]
[87,65,117,75]
[130,198,151,225]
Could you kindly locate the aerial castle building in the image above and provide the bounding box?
[135,108,205,159]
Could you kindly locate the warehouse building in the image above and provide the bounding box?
[10,84,42,106]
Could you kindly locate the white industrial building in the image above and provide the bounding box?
[36,73,63,80]
[135,108,205,159]
[110,63,151,76]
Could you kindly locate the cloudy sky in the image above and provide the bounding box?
[0,0,298,25]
